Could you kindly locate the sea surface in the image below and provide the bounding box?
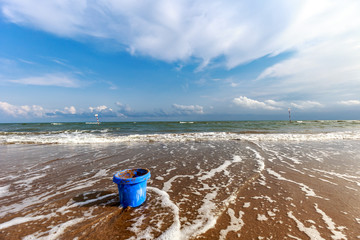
[0,120,360,239]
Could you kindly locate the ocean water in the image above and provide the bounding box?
[1,120,360,144]
[1,120,360,239]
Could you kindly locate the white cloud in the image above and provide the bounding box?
[1,0,360,106]
[233,96,282,111]
[338,100,360,106]
[115,102,132,112]
[89,105,113,113]
[290,101,323,110]
[172,104,204,114]
[2,0,349,69]
[255,1,360,100]
[8,73,81,87]
[0,101,45,117]
[63,106,76,114]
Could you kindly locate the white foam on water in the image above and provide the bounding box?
[198,161,232,181]
[128,215,154,240]
[23,217,85,240]
[199,155,242,181]
[314,204,347,240]
[243,202,251,208]
[219,209,244,240]
[14,173,47,187]
[1,191,98,233]
[93,169,109,178]
[319,178,338,185]
[298,184,317,197]
[131,226,154,240]
[283,155,302,165]
[258,173,267,186]
[167,155,246,239]
[267,211,276,217]
[288,234,303,240]
[147,187,181,240]
[4,130,360,145]
[306,153,324,163]
[287,211,325,240]
[251,196,275,203]
[180,191,218,238]
[313,169,360,187]
[288,168,306,175]
[0,166,109,218]
[71,193,117,207]
[267,169,321,198]
[266,169,287,181]
[0,185,11,198]
[0,191,55,218]
[0,215,50,230]
[162,175,194,193]
[232,155,242,163]
[246,147,265,172]
[0,175,17,181]
[257,214,268,221]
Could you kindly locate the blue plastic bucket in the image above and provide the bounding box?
[113,168,151,207]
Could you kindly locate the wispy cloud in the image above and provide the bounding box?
[8,73,81,87]
[18,58,36,65]
[172,104,204,115]
[290,101,323,110]
[115,102,132,112]
[3,0,358,71]
[255,1,360,101]
[338,100,360,106]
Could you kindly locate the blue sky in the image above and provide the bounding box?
[1,0,360,122]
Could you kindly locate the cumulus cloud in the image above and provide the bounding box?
[89,105,113,113]
[0,101,45,117]
[233,96,325,111]
[338,100,360,106]
[8,73,81,87]
[0,102,82,118]
[63,106,76,114]
[233,96,282,111]
[172,104,204,114]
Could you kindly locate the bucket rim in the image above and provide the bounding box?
[113,168,150,185]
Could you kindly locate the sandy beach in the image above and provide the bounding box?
[1,137,360,239]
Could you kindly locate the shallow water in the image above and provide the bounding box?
[1,136,360,239]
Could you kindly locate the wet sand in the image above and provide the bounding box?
[0,139,360,239]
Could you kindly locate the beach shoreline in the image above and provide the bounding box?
[1,137,360,239]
